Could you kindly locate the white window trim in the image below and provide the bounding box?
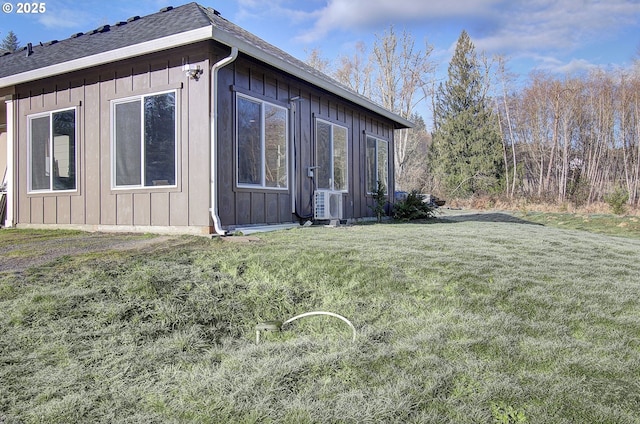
[110,89,178,190]
[366,135,389,195]
[315,118,349,193]
[27,106,78,194]
[235,93,289,190]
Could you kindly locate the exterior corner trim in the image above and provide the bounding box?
[4,96,14,228]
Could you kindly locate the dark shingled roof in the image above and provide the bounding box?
[0,2,413,128]
[0,3,212,78]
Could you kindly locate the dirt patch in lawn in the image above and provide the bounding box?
[0,231,186,274]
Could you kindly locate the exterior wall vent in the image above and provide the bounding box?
[314,190,343,220]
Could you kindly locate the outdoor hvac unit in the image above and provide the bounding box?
[314,190,343,220]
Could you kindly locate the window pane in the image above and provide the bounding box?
[366,136,376,194]
[30,116,50,191]
[238,97,261,185]
[377,140,388,193]
[52,110,76,190]
[264,104,287,188]
[115,100,142,186]
[316,121,331,189]
[144,93,175,186]
[333,126,347,191]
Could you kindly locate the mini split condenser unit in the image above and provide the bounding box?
[314,190,343,220]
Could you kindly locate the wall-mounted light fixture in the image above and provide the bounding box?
[183,64,203,81]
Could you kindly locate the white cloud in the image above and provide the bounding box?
[294,0,640,58]
[532,56,599,75]
[37,9,95,30]
[552,58,599,75]
[35,0,114,32]
[227,0,638,75]
[480,0,639,52]
[234,0,319,25]
[298,0,506,42]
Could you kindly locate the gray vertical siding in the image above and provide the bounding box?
[12,41,396,233]
[15,42,214,233]
[216,54,395,229]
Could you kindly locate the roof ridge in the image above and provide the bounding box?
[2,2,206,58]
[195,3,224,22]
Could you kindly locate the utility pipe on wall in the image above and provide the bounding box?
[210,46,238,235]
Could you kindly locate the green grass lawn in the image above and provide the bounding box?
[512,211,640,240]
[1,213,640,423]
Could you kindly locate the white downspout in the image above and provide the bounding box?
[4,96,14,228]
[210,46,238,235]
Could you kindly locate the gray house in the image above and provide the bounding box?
[0,3,412,235]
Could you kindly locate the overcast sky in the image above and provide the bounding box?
[2,0,639,80]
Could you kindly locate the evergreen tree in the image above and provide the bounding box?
[430,30,503,196]
[1,31,20,52]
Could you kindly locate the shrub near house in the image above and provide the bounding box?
[393,191,436,221]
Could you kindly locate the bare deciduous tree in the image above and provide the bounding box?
[371,26,435,188]
[495,55,519,198]
[304,48,331,75]
[334,41,373,98]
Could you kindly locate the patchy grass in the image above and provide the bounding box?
[514,211,640,239]
[0,228,85,248]
[1,217,640,423]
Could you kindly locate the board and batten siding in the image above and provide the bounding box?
[11,40,396,233]
[14,42,214,233]
[216,56,293,227]
[215,54,395,229]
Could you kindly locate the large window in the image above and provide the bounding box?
[237,95,288,189]
[112,91,176,188]
[316,119,348,192]
[366,135,388,194]
[28,108,77,192]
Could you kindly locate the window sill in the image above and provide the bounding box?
[27,189,80,196]
[235,185,289,193]
[110,185,179,194]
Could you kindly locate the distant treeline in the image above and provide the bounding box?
[306,27,639,207]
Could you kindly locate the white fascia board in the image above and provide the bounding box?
[0,26,214,88]
[212,29,414,129]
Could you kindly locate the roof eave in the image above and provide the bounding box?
[212,28,414,129]
[0,26,214,89]
[0,23,413,129]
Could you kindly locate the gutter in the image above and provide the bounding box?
[210,45,238,235]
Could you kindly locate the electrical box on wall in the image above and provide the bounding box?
[307,166,319,178]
